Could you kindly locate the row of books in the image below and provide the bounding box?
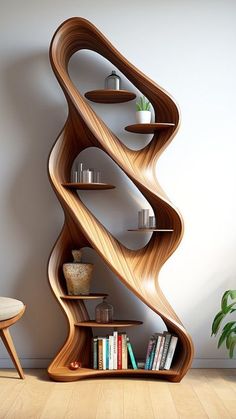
[92,330,178,371]
[92,332,137,370]
[144,332,178,370]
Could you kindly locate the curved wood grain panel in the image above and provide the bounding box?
[47,17,194,382]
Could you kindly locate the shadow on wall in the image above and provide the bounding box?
[2,49,166,361]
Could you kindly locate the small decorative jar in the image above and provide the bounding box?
[63,250,94,295]
[105,70,121,90]
[95,297,114,323]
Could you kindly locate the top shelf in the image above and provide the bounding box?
[125,123,175,134]
[84,89,136,104]
[62,182,115,190]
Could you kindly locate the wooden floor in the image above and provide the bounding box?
[0,369,236,418]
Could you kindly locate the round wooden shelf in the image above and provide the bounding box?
[62,182,115,190]
[125,123,175,134]
[61,293,108,300]
[84,89,136,103]
[128,229,174,232]
[75,320,142,328]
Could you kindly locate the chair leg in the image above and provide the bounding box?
[0,327,25,379]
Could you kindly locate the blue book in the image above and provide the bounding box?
[127,337,138,369]
[106,337,109,370]
[148,337,157,370]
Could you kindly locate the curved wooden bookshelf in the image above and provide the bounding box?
[85,89,136,103]
[48,17,194,382]
[125,123,175,134]
[62,182,115,190]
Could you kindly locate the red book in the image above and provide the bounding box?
[118,334,122,369]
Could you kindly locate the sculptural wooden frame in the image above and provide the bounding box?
[47,17,194,382]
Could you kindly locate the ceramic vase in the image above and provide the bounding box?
[63,250,94,295]
[136,110,151,124]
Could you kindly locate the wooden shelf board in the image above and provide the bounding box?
[125,123,175,134]
[49,366,179,381]
[84,89,136,103]
[75,320,142,328]
[62,182,115,190]
[60,293,108,300]
[128,229,174,232]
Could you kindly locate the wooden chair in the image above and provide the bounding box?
[0,297,25,379]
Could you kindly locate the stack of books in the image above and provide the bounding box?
[144,331,178,370]
[92,332,137,370]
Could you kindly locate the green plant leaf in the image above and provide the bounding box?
[221,290,231,312]
[211,311,226,335]
[229,290,236,299]
[229,336,236,358]
[221,290,236,313]
[218,323,236,347]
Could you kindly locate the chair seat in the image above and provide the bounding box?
[0,297,24,321]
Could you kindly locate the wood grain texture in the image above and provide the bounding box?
[125,123,175,134]
[84,89,136,103]
[0,307,25,379]
[47,17,194,382]
[62,182,115,190]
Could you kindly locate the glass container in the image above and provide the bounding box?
[95,298,114,323]
[105,70,121,90]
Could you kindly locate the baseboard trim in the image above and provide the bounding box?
[0,357,235,369]
[0,358,51,368]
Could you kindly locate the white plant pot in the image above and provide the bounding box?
[136,111,151,124]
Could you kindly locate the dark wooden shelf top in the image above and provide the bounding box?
[62,182,115,190]
[75,320,143,328]
[125,123,175,134]
[60,293,108,300]
[128,229,174,232]
[60,366,178,377]
[84,89,136,103]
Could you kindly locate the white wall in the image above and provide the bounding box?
[1,0,236,368]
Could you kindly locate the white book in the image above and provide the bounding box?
[152,334,163,370]
[155,335,165,370]
[164,336,178,370]
[102,337,107,370]
[113,331,118,370]
[109,335,114,370]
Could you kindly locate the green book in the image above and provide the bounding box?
[127,337,138,369]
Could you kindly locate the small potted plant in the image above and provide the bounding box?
[136,95,151,124]
[211,289,236,358]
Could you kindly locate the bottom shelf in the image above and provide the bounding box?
[48,366,179,382]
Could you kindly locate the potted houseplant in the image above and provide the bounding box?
[136,95,151,124]
[211,289,236,357]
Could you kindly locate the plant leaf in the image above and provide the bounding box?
[211,311,226,335]
[218,323,236,347]
[229,336,236,358]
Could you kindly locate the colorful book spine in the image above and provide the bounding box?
[98,337,103,370]
[118,334,122,369]
[121,333,127,369]
[102,337,107,370]
[113,331,118,370]
[109,335,114,370]
[145,336,154,370]
[106,337,109,370]
[155,335,165,370]
[164,336,178,370]
[152,334,163,370]
[159,332,172,370]
[127,337,138,369]
[148,336,157,370]
[93,337,98,369]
